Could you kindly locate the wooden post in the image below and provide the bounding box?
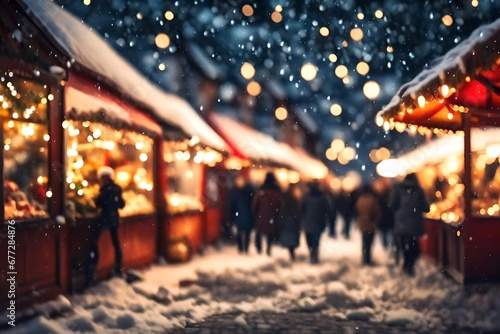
[463,113,472,222]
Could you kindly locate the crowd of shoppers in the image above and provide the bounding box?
[227,171,429,275]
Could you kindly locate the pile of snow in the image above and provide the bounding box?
[5,229,500,333]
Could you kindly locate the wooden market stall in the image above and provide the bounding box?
[0,0,230,306]
[376,18,500,284]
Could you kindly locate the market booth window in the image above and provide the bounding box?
[163,140,223,214]
[2,74,50,221]
[65,121,154,218]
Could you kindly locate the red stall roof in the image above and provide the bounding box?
[207,112,328,179]
[377,18,500,132]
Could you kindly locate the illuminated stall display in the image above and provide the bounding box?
[65,120,155,218]
[163,139,222,215]
[376,18,500,284]
[2,74,51,220]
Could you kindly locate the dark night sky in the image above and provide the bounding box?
[55,0,500,178]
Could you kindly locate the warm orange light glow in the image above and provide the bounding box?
[329,54,338,63]
[417,95,426,108]
[301,63,318,81]
[240,62,255,79]
[275,107,288,120]
[271,11,282,23]
[375,10,384,19]
[356,62,369,76]
[155,33,170,49]
[164,11,174,20]
[442,15,453,26]
[247,81,261,96]
[330,138,345,153]
[350,28,364,41]
[363,81,380,100]
[335,65,348,78]
[330,103,342,116]
[320,27,330,36]
[242,4,254,16]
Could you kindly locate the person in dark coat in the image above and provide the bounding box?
[390,173,430,276]
[228,174,255,254]
[355,184,381,266]
[252,172,282,256]
[278,184,302,261]
[85,166,125,287]
[302,181,330,264]
[374,178,396,251]
[326,189,338,238]
[337,189,354,239]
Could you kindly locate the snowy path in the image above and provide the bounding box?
[3,229,500,333]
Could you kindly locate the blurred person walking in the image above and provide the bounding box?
[278,184,302,261]
[228,174,255,254]
[355,184,381,266]
[390,173,430,276]
[85,166,125,287]
[302,181,330,264]
[252,172,282,256]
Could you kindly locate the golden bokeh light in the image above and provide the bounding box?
[335,65,348,78]
[375,9,384,19]
[350,28,364,41]
[242,4,254,16]
[326,148,338,161]
[275,107,288,121]
[330,138,345,153]
[341,147,356,161]
[363,80,380,100]
[328,54,338,63]
[247,81,261,96]
[357,13,364,20]
[240,62,256,79]
[164,11,174,20]
[442,15,453,26]
[330,103,342,116]
[356,62,370,76]
[155,33,170,49]
[301,63,318,81]
[271,11,283,23]
[275,5,283,12]
[319,27,330,36]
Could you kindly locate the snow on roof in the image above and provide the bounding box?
[208,112,328,179]
[18,0,227,151]
[208,112,298,168]
[65,86,163,136]
[378,18,500,120]
[377,128,500,177]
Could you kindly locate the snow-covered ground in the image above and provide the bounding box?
[4,227,500,333]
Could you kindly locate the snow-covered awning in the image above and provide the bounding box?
[377,128,500,178]
[207,112,328,179]
[377,18,500,132]
[17,0,228,152]
[65,75,162,137]
[207,112,294,165]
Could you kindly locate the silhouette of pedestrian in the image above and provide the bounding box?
[228,174,255,254]
[390,173,430,276]
[278,184,302,261]
[252,172,281,256]
[85,166,125,287]
[355,184,381,266]
[302,181,329,264]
